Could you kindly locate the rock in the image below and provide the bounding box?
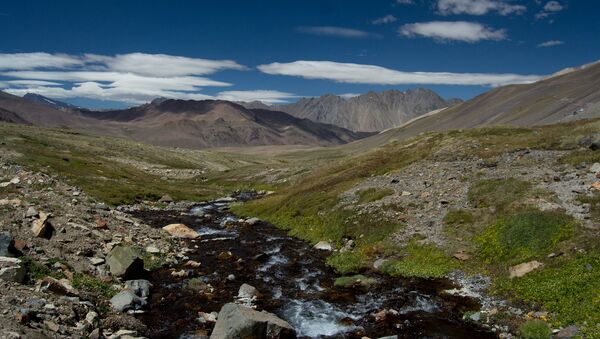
[25,207,38,218]
[227,274,236,281]
[198,311,218,323]
[592,182,600,190]
[44,320,60,332]
[340,239,355,253]
[40,276,78,296]
[106,246,146,279]
[171,269,188,278]
[453,251,471,261]
[245,217,260,226]
[89,257,105,266]
[31,212,54,239]
[313,241,333,251]
[158,194,174,203]
[12,239,28,252]
[9,177,20,185]
[210,303,296,339]
[591,140,600,151]
[401,191,412,196]
[72,191,81,196]
[0,257,26,283]
[89,328,101,339]
[184,260,201,268]
[0,198,21,207]
[237,283,261,304]
[555,325,579,338]
[86,311,99,326]
[162,223,200,239]
[0,232,15,257]
[110,290,148,312]
[125,279,152,298]
[373,258,388,270]
[95,203,110,210]
[590,163,600,174]
[509,260,544,278]
[95,218,109,230]
[469,312,481,322]
[145,245,161,254]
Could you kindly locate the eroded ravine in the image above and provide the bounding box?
[131,194,496,338]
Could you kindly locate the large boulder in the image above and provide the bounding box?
[106,246,146,279]
[110,290,147,312]
[509,261,544,278]
[125,279,152,298]
[0,257,26,283]
[162,223,200,239]
[210,303,296,339]
[313,241,333,251]
[31,212,54,239]
[0,232,15,257]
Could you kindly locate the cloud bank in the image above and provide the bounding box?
[0,52,294,104]
[296,26,376,38]
[436,0,526,16]
[399,21,506,42]
[258,60,542,86]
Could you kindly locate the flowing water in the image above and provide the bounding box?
[131,195,495,338]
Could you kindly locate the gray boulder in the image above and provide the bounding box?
[0,257,26,283]
[210,303,296,339]
[125,279,152,298]
[110,290,147,312]
[106,246,146,279]
[0,232,14,257]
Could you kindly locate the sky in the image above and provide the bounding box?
[0,0,598,108]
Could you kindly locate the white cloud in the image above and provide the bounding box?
[0,52,292,105]
[436,0,526,16]
[536,1,564,19]
[296,26,374,38]
[396,0,413,4]
[339,93,361,99]
[399,21,506,42]
[372,15,397,25]
[258,60,542,86]
[544,1,563,11]
[87,53,246,77]
[0,52,84,70]
[216,90,296,103]
[537,40,564,47]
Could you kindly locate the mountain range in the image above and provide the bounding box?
[242,88,462,132]
[1,60,599,149]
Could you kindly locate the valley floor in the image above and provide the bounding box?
[1,120,600,338]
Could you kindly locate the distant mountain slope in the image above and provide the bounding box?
[356,60,600,149]
[246,89,462,132]
[23,93,77,110]
[81,99,373,148]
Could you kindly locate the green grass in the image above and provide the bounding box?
[326,251,369,274]
[380,242,458,279]
[72,272,118,299]
[444,209,475,225]
[519,320,552,339]
[496,252,600,331]
[476,209,575,267]
[468,178,532,211]
[21,257,65,282]
[578,192,600,222]
[356,187,394,204]
[334,274,377,288]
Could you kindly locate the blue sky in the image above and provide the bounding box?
[0,0,598,108]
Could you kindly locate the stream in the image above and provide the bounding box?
[130,193,496,338]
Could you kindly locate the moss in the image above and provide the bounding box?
[356,187,394,204]
[326,251,368,274]
[334,274,377,288]
[495,252,600,330]
[21,257,65,282]
[468,178,531,211]
[519,320,552,339]
[577,192,600,222]
[380,242,458,279]
[476,209,575,266]
[72,272,118,299]
[444,209,474,225]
